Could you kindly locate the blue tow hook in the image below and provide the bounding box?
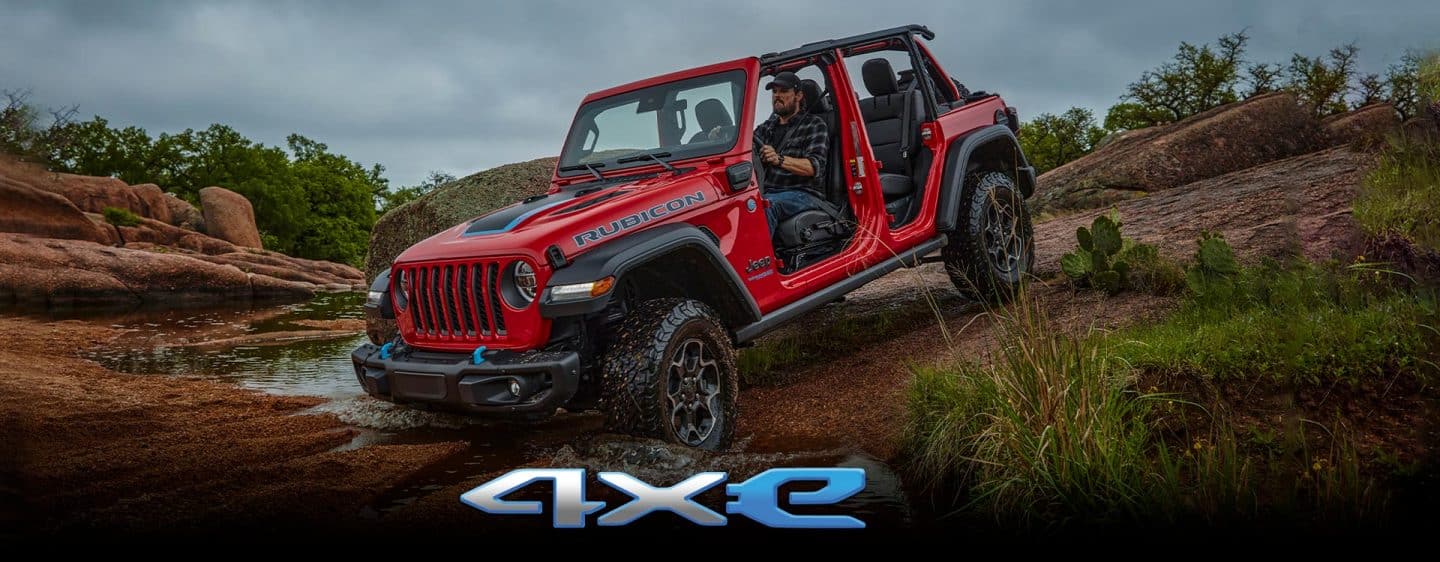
[379,342,394,360]
[472,346,488,365]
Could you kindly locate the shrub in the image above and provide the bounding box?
[102,206,141,227]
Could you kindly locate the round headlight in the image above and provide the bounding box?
[394,269,410,310]
[514,261,537,304]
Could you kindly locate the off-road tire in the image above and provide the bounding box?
[599,298,738,451]
[943,171,1034,302]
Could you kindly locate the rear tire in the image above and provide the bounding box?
[942,171,1034,302]
[599,298,738,451]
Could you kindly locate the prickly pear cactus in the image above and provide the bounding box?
[1061,212,1131,294]
[1186,231,1240,302]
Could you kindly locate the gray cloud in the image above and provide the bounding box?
[2,0,1436,188]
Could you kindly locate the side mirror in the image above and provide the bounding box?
[726,161,753,192]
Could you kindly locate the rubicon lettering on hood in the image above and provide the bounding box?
[573,191,706,247]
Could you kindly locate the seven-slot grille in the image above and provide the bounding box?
[397,261,508,342]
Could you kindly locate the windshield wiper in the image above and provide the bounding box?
[616,151,678,174]
[558,162,605,180]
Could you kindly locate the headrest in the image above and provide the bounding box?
[694,98,732,131]
[800,79,827,114]
[862,58,899,96]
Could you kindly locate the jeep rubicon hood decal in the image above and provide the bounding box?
[572,191,706,247]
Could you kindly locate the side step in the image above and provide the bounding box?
[733,234,947,343]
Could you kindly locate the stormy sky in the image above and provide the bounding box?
[2,0,1436,189]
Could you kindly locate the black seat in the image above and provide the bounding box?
[773,78,848,253]
[799,78,848,217]
[688,98,734,144]
[857,58,924,219]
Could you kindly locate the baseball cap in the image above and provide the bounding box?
[765,71,802,91]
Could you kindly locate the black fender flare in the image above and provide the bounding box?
[538,223,762,326]
[363,267,395,319]
[935,125,1037,232]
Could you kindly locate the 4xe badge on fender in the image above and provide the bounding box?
[459,467,866,529]
[572,191,706,247]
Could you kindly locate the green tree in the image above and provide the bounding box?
[1019,107,1108,174]
[1106,31,1250,131]
[1284,43,1359,118]
[1,88,78,166]
[1102,102,1172,133]
[1386,52,1421,121]
[1245,62,1283,98]
[48,117,158,185]
[286,134,384,266]
[1354,73,1385,108]
[378,170,455,215]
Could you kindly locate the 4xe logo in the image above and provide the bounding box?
[460,467,866,529]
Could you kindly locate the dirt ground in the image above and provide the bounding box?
[0,317,469,537]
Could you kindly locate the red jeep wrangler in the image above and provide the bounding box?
[353,25,1036,450]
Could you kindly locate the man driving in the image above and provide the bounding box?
[753,71,828,238]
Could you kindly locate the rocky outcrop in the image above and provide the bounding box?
[0,234,367,308]
[365,156,555,281]
[1323,103,1399,148]
[38,172,173,224]
[199,186,263,248]
[0,234,300,307]
[1033,147,1375,275]
[0,174,116,244]
[1035,93,1325,214]
[1,154,365,310]
[163,193,204,230]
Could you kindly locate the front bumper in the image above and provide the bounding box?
[350,343,580,416]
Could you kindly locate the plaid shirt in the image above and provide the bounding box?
[754,111,828,197]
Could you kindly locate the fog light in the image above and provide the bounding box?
[509,379,522,397]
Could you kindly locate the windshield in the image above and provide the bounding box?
[558,69,746,176]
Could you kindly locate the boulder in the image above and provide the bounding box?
[1322,103,1399,148]
[162,193,204,231]
[0,174,115,244]
[1035,92,1326,214]
[365,157,555,282]
[1033,147,1375,275]
[127,183,173,225]
[199,186,263,248]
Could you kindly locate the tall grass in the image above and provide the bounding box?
[902,259,1429,527]
[905,293,1164,525]
[1353,134,1440,253]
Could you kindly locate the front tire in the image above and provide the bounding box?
[599,298,738,451]
[942,171,1034,302]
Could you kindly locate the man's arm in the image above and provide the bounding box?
[778,154,815,176]
[780,116,828,179]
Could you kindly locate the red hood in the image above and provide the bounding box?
[393,170,727,267]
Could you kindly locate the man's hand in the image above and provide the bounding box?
[759,144,781,167]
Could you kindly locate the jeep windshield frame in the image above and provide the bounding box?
[557,69,748,178]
